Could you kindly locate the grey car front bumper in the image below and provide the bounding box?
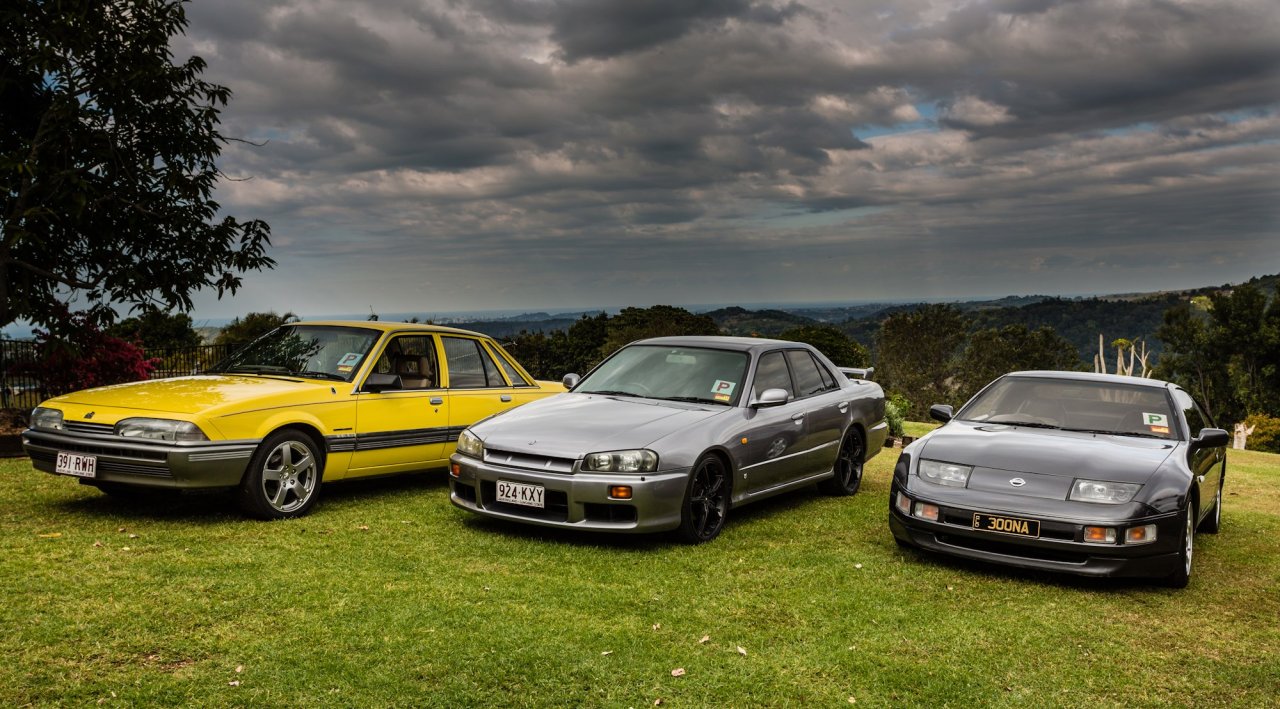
[449,453,693,533]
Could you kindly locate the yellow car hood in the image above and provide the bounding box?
[48,375,335,417]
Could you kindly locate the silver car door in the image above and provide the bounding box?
[737,350,810,495]
[784,349,846,476]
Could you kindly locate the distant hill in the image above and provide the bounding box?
[427,273,1279,362]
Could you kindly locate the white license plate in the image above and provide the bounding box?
[55,452,98,478]
[496,480,545,508]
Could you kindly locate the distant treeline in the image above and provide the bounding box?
[494,276,1279,434]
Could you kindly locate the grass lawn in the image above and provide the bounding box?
[2,429,1278,707]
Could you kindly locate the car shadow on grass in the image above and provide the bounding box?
[891,544,1174,593]
[453,483,834,552]
[57,485,241,524]
[56,469,453,523]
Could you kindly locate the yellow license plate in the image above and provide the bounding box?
[973,513,1040,538]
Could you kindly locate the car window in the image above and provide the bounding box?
[1173,389,1207,438]
[211,324,379,383]
[815,356,837,390]
[752,351,795,399]
[576,345,749,405]
[486,342,534,387]
[959,376,1178,439]
[443,337,506,388]
[785,350,827,398]
[372,335,439,390]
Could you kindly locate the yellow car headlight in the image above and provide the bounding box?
[114,418,210,443]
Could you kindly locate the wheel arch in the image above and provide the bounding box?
[239,422,329,485]
[700,446,737,505]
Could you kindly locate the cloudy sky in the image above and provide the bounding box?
[177,0,1280,318]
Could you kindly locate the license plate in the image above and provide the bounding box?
[973,512,1040,538]
[55,452,98,478]
[496,480,545,508]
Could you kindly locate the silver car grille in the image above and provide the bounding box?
[482,448,576,474]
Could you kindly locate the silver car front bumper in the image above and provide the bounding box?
[449,453,692,533]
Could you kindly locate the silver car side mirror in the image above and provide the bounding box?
[562,373,580,389]
[751,388,790,408]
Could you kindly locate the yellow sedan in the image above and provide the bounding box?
[22,321,563,518]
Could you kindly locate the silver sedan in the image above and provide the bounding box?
[449,336,888,542]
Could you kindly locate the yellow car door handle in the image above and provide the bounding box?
[430,397,443,405]
[500,394,512,403]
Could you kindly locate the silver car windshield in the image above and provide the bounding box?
[576,345,749,406]
[210,325,381,383]
[959,377,1179,440]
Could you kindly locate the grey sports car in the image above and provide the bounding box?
[890,371,1229,587]
[449,336,888,542]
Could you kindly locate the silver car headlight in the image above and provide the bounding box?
[582,449,658,473]
[456,429,484,458]
[918,459,972,487]
[114,418,209,443]
[1069,479,1141,504]
[31,407,64,431]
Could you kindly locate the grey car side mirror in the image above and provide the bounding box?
[751,388,790,408]
[562,373,580,389]
[929,404,953,423]
[1190,427,1229,451]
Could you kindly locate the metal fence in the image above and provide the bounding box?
[1,340,236,411]
[1,340,42,410]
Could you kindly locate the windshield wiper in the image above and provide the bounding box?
[657,396,731,406]
[292,370,346,381]
[997,420,1061,429]
[1062,427,1168,439]
[217,365,291,375]
[581,389,647,398]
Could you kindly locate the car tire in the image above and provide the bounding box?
[1165,501,1195,589]
[818,428,865,496]
[237,430,324,520]
[676,454,730,544]
[1198,472,1224,535]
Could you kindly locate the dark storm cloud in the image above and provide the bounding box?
[176,0,1280,315]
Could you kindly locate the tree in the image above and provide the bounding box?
[107,309,202,350]
[214,311,297,347]
[506,313,611,381]
[599,306,719,358]
[1155,283,1280,427]
[0,0,273,333]
[957,325,1081,402]
[777,324,870,368]
[875,304,968,418]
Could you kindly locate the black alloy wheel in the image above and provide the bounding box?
[819,428,865,496]
[677,455,730,544]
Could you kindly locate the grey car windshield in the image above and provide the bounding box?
[576,345,750,405]
[960,377,1178,440]
[211,325,380,383]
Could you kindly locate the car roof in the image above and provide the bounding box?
[295,320,491,338]
[1002,370,1175,390]
[630,335,812,353]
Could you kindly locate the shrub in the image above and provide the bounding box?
[27,309,157,396]
[1243,413,1280,454]
[885,393,912,437]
